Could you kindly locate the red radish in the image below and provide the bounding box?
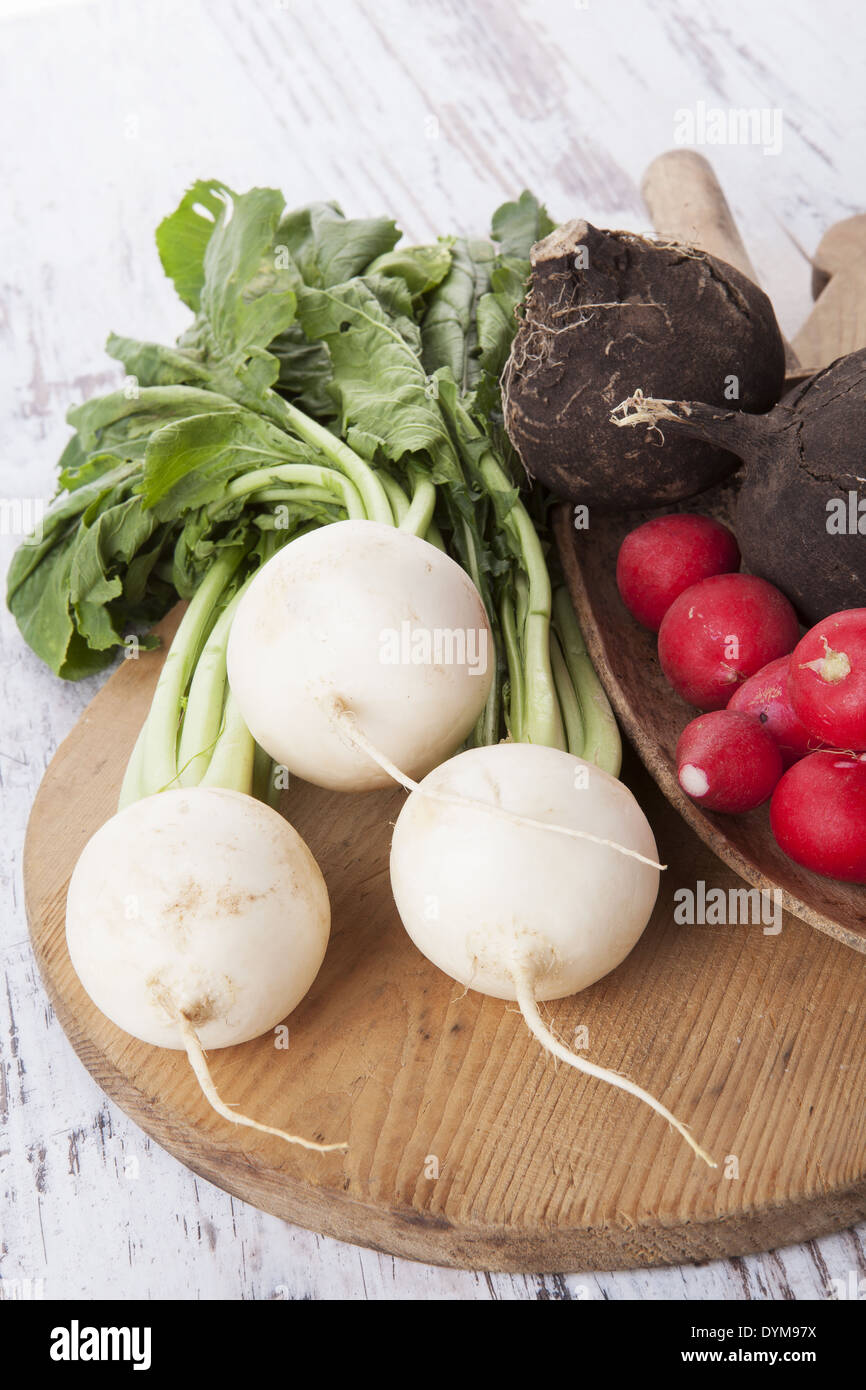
[658,573,800,710]
[770,751,866,882]
[676,710,783,813]
[786,609,866,751]
[616,514,740,631]
[727,655,821,767]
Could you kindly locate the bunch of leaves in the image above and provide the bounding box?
[7,180,556,751]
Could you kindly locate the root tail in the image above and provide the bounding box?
[172,1009,347,1155]
[511,967,716,1168]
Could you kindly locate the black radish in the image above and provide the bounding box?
[502,220,786,509]
[611,347,866,625]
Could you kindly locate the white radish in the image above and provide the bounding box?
[226,520,494,792]
[389,742,716,1166]
[66,785,343,1153]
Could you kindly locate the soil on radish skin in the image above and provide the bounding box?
[502,220,785,511]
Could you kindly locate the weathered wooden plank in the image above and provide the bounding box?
[2,0,864,1300]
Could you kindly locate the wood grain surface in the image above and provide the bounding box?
[4,0,866,1300]
[21,606,866,1272]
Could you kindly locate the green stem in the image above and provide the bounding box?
[252,505,341,533]
[272,397,394,525]
[423,519,446,552]
[176,581,251,786]
[251,485,343,508]
[474,624,501,748]
[500,591,525,742]
[553,587,621,776]
[514,573,529,648]
[218,463,366,520]
[452,402,564,750]
[549,628,585,756]
[378,472,411,523]
[139,545,247,798]
[118,721,148,810]
[252,740,276,804]
[200,689,256,795]
[401,472,437,537]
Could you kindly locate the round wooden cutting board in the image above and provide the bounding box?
[22,608,866,1272]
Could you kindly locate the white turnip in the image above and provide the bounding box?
[227,520,494,791]
[66,786,343,1152]
[389,742,715,1166]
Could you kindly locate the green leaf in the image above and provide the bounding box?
[105,334,213,390]
[276,202,400,287]
[60,384,242,494]
[269,325,337,418]
[149,188,304,415]
[295,277,462,483]
[6,464,158,678]
[156,179,233,311]
[419,193,553,417]
[141,408,313,512]
[477,261,525,378]
[420,238,496,391]
[68,497,163,652]
[68,384,240,451]
[491,189,555,260]
[365,240,453,303]
[200,187,298,355]
[474,256,534,425]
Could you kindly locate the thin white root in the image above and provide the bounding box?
[334,703,665,871]
[609,390,685,430]
[511,965,717,1168]
[173,1010,347,1154]
[333,702,419,794]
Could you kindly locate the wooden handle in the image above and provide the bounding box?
[641,149,798,371]
[811,213,866,296]
[641,150,758,281]
[793,215,866,369]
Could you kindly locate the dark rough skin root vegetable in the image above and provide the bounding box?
[658,572,800,710]
[770,751,866,883]
[786,608,866,750]
[727,655,822,767]
[677,710,783,813]
[502,220,785,510]
[611,348,866,623]
[616,514,740,631]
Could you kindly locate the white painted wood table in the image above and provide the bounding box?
[2,0,865,1300]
